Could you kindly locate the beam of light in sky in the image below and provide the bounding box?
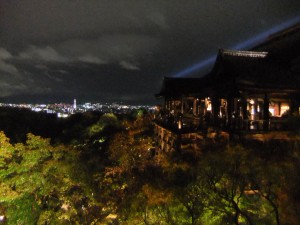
[232,15,300,50]
[173,55,216,78]
[172,15,300,78]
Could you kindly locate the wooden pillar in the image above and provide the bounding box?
[258,100,263,120]
[193,98,198,115]
[234,98,239,114]
[241,96,248,119]
[181,96,184,114]
[227,97,233,129]
[212,97,220,126]
[263,94,270,131]
[171,99,174,112]
[165,99,169,110]
[278,102,281,116]
[289,98,299,115]
[199,99,205,127]
[241,95,248,130]
[295,98,300,115]
[253,99,258,117]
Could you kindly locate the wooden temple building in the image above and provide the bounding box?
[154,24,300,152]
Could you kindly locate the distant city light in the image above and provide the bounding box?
[0,101,156,118]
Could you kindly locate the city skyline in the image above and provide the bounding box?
[0,100,156,119]
[1,1,300,104]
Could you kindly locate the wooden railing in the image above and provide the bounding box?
[155,113,293,133]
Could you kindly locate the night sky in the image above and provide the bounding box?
[1,1,300,104]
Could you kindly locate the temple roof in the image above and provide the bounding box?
[252,23,300,74]
[157,24,300,98]
[210,49,300,93]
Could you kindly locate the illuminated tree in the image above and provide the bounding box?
[88,113,120,137]
[0,131,14,169]
[177,145,283,225]
[0,132,103,224]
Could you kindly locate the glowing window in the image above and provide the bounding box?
[280,104,289,116]
[205,98,212,111]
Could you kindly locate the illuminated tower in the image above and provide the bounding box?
[73,99,77,110]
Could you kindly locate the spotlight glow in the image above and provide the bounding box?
[232,16,300,50]
[173,55,216,78]
[172,16,300,78]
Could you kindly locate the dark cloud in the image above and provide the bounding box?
[0,0,167,47]
[0,48,19,75]
[0,0,299,103]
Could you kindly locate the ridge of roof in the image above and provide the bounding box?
[252,23,300,51]
[220,49,268,58]
[268,23,300,41]
[163,76,203,80]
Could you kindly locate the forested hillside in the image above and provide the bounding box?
[0,108,300,224]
